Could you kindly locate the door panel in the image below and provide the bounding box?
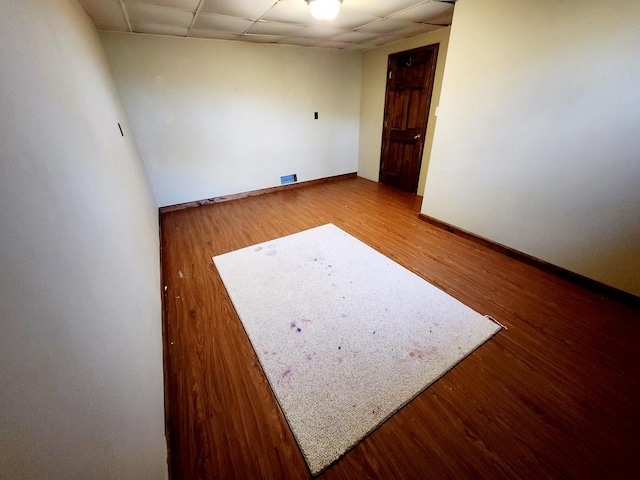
[379,44,439,193]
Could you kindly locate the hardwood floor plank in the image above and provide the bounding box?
[160,177,640,479]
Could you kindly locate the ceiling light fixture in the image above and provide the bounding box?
[306,0,343,21]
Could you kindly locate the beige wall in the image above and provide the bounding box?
[423,0,640,295]
[100,33,362,207]
[0,0,167,478]
[358,28,451,196]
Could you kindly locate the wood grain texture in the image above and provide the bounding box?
[380,44,438,193]
[418,213,640,308]
[160,176,640,479]
[160,173,357,213]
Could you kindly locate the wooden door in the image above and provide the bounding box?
[379,44,439,193]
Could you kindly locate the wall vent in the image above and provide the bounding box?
[281,174,298,185]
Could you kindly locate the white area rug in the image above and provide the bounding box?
[213,224,500,475]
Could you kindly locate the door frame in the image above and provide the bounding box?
[378,43,440,193]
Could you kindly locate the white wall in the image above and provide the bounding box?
[422,0,640,296]
[0,1,167,478]
[358,28,450,196]
[100,33,362,207]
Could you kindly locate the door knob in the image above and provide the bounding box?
[414,134,421,140]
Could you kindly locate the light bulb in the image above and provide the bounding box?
[307,0,342,21]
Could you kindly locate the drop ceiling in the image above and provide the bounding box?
[78,0,455,50]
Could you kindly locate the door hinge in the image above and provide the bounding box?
[388,70,392,79]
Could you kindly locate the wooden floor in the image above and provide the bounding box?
[160,177,640,479]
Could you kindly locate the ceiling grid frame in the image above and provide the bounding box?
[79,0,455,50]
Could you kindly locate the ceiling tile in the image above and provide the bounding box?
[317,40,351,49]
[79,0,455,49]
[395,23,444,37]
[279,36,321,47]
[188,29,241,40]
[362,0,427,18]
[331,30,379,42]
[261,0,313,24]
[293,25,346,39]
[200,0,277,20]
[326,9,381,30]
[193,14,255,33]
[92,15,130,32]
[356,18,416,34]
[126,4,194,27]
[131,22,189,36]
[389,2,454,25]
[125,0,200,10]
[239,34,284,44]
[79,0,124,19]
[246,20,305,36]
